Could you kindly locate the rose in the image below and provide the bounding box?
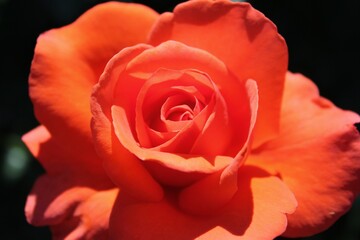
[23,1,360,239]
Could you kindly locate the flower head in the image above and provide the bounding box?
[23,1,360,239]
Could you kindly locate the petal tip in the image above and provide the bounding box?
[24,194,36,224]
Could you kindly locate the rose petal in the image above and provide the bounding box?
[149,0,287,147]
[111,105,232,186]
[220,79,259,179]
[109,166,296,240]
[189,75,232,156]
[51,188,118,240]
[91,44,164,201]
[248,72,360,237]
[22,125,108,177]
[29,2,158,170]
[179,80,258,214]
[23,126,115,238]
[25,174,113,226]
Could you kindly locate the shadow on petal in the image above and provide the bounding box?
[109,166,296,240]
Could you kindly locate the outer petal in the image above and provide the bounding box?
[109,166,296,240]
[26,175,118,240]
[29,2,159,170]
[22,125,108,177]
[248,72,360,237]
[23,126,116,239]
[149,0,288,147]
[51,189,118,240]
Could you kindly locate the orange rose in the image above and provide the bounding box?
[23,1,360,239]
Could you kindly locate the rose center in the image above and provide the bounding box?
[160,91,205,123]
[134,69,221,149]
[165,104,193,121]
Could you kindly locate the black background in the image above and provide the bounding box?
[0,0,359,239]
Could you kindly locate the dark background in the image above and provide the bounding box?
[0,0,359,239]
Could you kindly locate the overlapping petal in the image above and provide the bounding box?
[23,125,116,239]
[91,44,164,201]
[22,125,107,177]
[248,72,360,237]
[149,0,288,147]
[23,3,155,237]
[26,174,118,240]
[122,40,252,157]
[91,40,253,192]
[29,2,158,172]
[109,166,296,240]
[178,80,258,214]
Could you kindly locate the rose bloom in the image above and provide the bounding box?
[23,1,360,239]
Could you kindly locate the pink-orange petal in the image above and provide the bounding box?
[22,125,108,178]
[50,188,118,240]
[30,2,159,169]
[179,80,258,214]
[111,105,231,186]
[248,72,360,237]
[91,44,164,202]
[149,0,287,147]
[25,174,112,226]
[189,75,232,156]
[109,166,296,240]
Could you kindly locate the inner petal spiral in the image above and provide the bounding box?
[134,68,229,155]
